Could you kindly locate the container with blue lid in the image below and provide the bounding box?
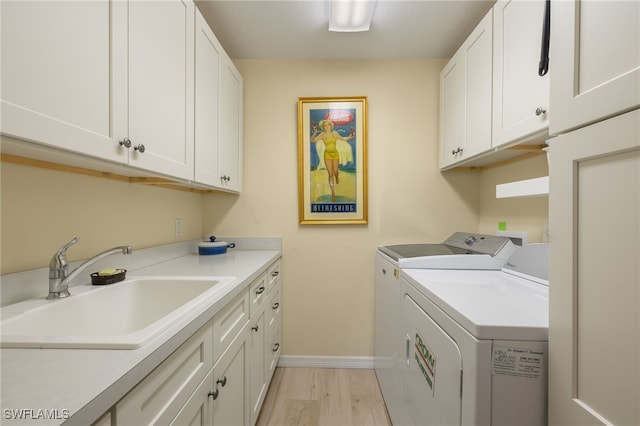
[198,236,236,255]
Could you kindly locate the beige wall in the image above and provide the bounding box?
[202,59,483,357]
[478,155,549,241]
[0,58,549,359]
[0,152,204,273]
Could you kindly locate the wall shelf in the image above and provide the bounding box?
[496,176,549,198]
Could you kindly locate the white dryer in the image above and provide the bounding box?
[400,244,548,425]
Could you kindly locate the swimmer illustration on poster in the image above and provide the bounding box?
[297,97,368,224]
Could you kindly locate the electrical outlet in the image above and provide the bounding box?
[543,223,550,243]
[175,218,183,237]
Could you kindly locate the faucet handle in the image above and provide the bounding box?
[49,237,79,278]
[56,237,79,256]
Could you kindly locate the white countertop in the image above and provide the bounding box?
[0,249,281,425]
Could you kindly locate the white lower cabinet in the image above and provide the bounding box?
[211,326,251,426]
[249,259,282,425]
[171,326,250,426]
[265,283,281,383]
[266,325,281,382]
[115,322,214,425]
[109,258,281,426]
[170,368,213,426]
[249,307,267,425]
[549,110,640,425]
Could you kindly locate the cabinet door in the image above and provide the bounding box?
[249,309,266,425]
[439,10,492,169]
[116,322,213,425]
[439,51,465,168]
[463,11,493,158]
[170,369,213,426]
[492,0,549,148]
[218,53,243,192]
[213,326,251,426]
[194,9,222,187]
[127,0,195,179]
[549,110,639,425]
[1,1,125,163]
[550,0,640,134]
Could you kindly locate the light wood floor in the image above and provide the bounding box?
[256,368,392,426]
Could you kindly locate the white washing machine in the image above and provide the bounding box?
[399,244,548,425]
[375,232,519,425]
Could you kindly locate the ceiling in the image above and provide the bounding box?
[195,0,495,59]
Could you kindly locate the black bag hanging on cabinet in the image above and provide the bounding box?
[539,0,551,76]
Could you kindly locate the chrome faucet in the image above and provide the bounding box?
[48,237,132,299]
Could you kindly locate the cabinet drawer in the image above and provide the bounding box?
[116,321,213,425]
[266,325,281,382]
[249,272,268,316]
[266,282,281,334]
[267,260,281,293]
[213,289,250,363]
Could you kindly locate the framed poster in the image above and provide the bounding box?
[297,96,368,224]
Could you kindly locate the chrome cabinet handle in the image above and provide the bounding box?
[405,334,411,367]
[535,107,547,116]
[134,144,146,153]
[119,138,131,148]
[208,389,219,400]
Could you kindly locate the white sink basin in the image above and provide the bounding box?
[0,276,235,349]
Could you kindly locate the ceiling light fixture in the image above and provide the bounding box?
[329,0,376,32]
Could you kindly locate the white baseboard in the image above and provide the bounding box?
[277,355,374,369]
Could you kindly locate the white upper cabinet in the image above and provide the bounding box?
[194,9,222,187]
[440,10,493,169]
[549,0,640,135]
[194,9,243,193]
[1,1,124,162]
[440,53,465,169]
[219,53,244,192]
[1,0,248,190]
[122,0,195,180]
[492,0,549,148]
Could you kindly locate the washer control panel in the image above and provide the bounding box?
[444,232,511,256]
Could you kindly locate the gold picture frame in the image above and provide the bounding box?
[297,96,368,224]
